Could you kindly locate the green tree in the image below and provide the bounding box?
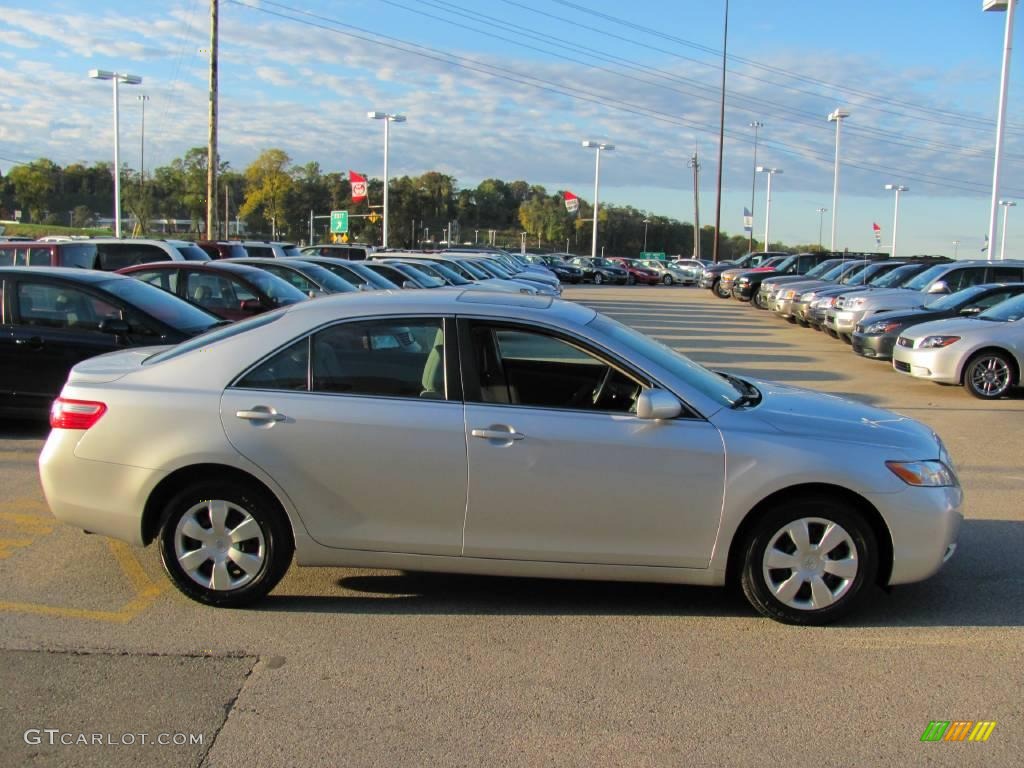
[240,149,294,238]
[8,159,60,222]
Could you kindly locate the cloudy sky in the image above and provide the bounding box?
[3,0,1024,256]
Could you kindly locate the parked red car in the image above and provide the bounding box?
[116,260,307,320]
[608,258,661,285]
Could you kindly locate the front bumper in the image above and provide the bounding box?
[830,309,868,335]
[732,283,755,300]
[873,483,963,585]
[851,331,897,360]
[891,343,962,383]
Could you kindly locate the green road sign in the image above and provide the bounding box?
[330,210,349,234]
[640,251,667,260]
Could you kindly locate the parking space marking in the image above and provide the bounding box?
[0,538,165,623]
[0,538,35,559]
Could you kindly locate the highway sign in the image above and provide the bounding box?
[330,210,349,234]
[367,212,381,224]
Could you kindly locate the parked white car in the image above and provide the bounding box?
[40,290,962,624]
[891,292,1024,399]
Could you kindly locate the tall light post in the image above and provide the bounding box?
[137,94,149,186]
[828,108,849,251]
[89,69,142,238]
[756,167,782,249]
[748,120,763,253]
[816,207,828,249]
[642,218,651,252]
[582,140,614,260]
[884,184,909,258]
[985,0,1017,263]
[953,239,961,258]
[1000,199,1016,260]
[367,111,406,248]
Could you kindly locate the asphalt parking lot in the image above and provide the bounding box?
[1,284,1022,768]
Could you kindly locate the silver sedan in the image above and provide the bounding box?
[40,290,962,624]
[891,293,1024,398]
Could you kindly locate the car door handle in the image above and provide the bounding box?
[15,337,43,349]
[471,427,525,441]
[236,408,286,422]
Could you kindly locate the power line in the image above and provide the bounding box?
[226,0,1024,197]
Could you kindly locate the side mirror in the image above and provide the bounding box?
[636,389,682,420]
[98,318,131,335]
[239,299,262,313]
[927,280,949,295]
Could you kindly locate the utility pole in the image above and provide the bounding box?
[206,0,218,241]
[224,185,229,239]
[689,151,702,261]
[712,0,729,262]
[748,121,763,253]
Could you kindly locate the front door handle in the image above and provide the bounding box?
[471,427,525,441]
[15,336,43,349]
[236,407,286,423]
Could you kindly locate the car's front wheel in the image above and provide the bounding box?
[715,281,731,298]
[753,291,767,309]
[964,350,1016,399]
[662,274,674,286]
[739,498,878,625]
[626,274,636,285]
[158,480,293,607]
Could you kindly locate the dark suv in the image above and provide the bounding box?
[734,252,872,307]
[300,243,375,261]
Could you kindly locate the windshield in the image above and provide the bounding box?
[902,264,949,291]
[479,260,514,279]
[589,314,740,408]
[775,255,798,272]
[871,264,916,288]
[342,261,399,289]
[98,277,220,334]
[836,262,871,282]
[820,262,852,281]
[282,245,302,258]
[395,263,445,287]
[174,244,212,262]
[144,310,285,365]
[977,293,1024,322]
[425,262,471,285]
[804,259,841,278]
[457,260,490,279]
[924,285,988,310]
[239,269,307,304]
[844,263,890,286]
[758,256,788,269]
[296,263,358,293]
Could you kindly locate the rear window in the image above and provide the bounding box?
[97,277,220,334]
[144,310,285,365]
[174,244,212,261]
[282,246,302,258]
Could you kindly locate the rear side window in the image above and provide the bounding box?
[0,248,14,267]
[989,266,1024,283]
[60,244,98,269]
[246,245,274,258]
[236,338,310,391]
[946,268,988,292]
[96,243,171,270]
[132,269,180,294]
[28,248,53,266]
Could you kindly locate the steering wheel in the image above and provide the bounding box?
[591,366,614,407]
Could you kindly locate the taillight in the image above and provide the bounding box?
[50,398,107,430]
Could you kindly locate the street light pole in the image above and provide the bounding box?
[1000,199,1016,260]
[582,140,614,260]
[816,207,828,249]
[884,184,909,258]
[748,120,763,253]
[985,0,1018,263]
[137,94,149,189]
[953,239,960,259]
[757,167,782,248]
[828,108,849,251]
[368,111,406,248]
[642,218,650,252]
[89,69,142,238]
[688,151,701,260]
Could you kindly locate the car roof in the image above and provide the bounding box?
[0,266,124,283]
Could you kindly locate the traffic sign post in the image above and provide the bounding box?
[330,210,349,234]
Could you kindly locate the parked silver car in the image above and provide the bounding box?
[891,292,1024,398]
[40,291,961,625]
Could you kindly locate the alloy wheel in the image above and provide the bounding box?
[967,354,1012,398]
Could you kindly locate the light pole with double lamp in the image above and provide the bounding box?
[89,69,142,238]
[367,111,406,248]
[816,207,828,248]
[828,108,849,250]
[582,141,614,260]
[884,184,909,258]
[756,167,782,249]
[643,218,651,252]
[984,1,1017,262]
[1000,199,1016,260]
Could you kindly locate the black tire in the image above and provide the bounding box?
[963,350,1016,400]
[593,272,604,285]
[753,291,768,309]
[715,281,731,298]
[158,479,293,608]
[626,274,636,285]
[662,274,674,286]
[740,497,879,625]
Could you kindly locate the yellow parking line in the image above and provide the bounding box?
[0,538,34,558]
[0,512,54,534]
[0,539,164,622]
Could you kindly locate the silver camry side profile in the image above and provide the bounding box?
[40,291,962,625]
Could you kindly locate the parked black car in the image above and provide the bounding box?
[0,268,222,417]
[732,252,848,306]
[699,252,789,296]
[567,257,629,285]
[851,283,1024,360]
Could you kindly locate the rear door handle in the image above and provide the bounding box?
[236,407,286,422]
[471,427,525,441]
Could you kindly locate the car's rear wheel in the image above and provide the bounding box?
[753,291,768,309]
[964,350,1016,399]
[626,274,636,285]
[158,480,293,607]
[740,498,878,625]
[593,272,604,285]
[662,274,674,286]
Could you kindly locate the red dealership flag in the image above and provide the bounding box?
[872,221,881,246]
[350,171,367,203]
[564,191,579,214]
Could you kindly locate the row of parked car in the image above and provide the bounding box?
[697,251,1024,400]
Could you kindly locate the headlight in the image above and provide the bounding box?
[738,277,750,285]
[919,335,961,349]
[847,297,867,309]
[885,460,957,487]
[863,320,903,335]
[800,292,816,302]
[783,289,797,299]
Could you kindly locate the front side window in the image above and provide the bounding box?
[466,323,643,413]
[184,270,247,313]
[28,247,53,266]
[133,269,179,294]
[17,282,121,331]
[947,268,988,292]
[263,265,316,293]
